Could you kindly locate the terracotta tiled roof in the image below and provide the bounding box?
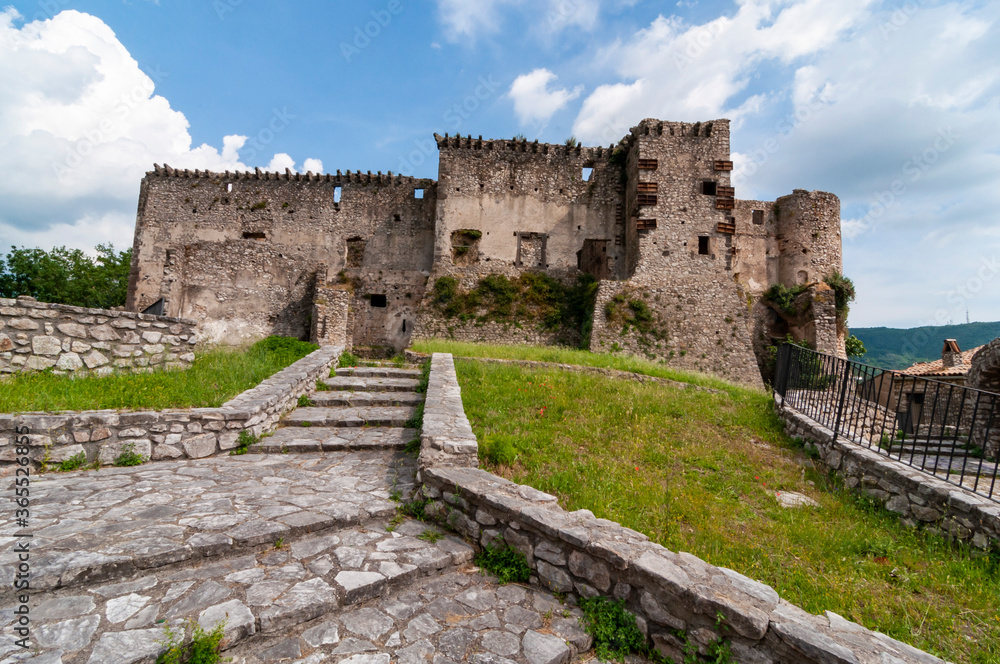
[899,346,983,377]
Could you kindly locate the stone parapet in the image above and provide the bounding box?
[0,296,197,376]
[1,346,341,466]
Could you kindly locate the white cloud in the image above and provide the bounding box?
[302,158,324,174]
[435,0,602,41]
[571,0,876,143]
[0,9,321,252]
[508,69,583,125]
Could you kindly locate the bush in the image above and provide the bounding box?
[114,442,147,467]
[763,283,809,315]
[824,272,856,317]
[474,539,531,584]
[577,596,650,662]
[845,334,866,359]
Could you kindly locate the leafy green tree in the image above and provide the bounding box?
[845,334,867,359]
[0,244,132,309]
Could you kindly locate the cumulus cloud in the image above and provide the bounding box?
[508,69,583,125]
[0,8,321,252]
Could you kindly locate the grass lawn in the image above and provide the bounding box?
[444,345,1000,664]
[0,336,318,412]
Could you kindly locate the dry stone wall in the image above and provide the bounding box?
[0,296,196,376]
[416,352,948,664]
[778,397,1000,550]
[0,346,340,467]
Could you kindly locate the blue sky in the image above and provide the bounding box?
[1,0,998,330]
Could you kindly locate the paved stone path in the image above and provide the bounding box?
[1,363,597,663]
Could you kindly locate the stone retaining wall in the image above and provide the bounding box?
[778,396,1000,550]
[417,352,949,664]
[0,296,198,376]
[1,346,341,467]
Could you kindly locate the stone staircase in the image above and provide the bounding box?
[252,363,424,454]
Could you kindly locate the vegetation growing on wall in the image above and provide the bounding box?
[823,271,856,319]
[762,283,810,316]
[603,289,669,348]
[430,273,598,345]
[0,244,132,309]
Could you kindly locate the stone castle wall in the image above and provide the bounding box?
[127,118,844,387]
[128,167,436,348]
[0,296,197,376]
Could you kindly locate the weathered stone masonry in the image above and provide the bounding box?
[0,296,196,376]
[416,353,949,664]
[128,118,845,386]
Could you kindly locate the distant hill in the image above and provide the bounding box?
[851,321,1000,370]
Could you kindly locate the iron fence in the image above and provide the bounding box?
[774,343,1000,502]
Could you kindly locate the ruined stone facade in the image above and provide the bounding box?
[128,118,843,386]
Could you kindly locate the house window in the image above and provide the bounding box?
[370,294,387,307]
[698,236,710,255]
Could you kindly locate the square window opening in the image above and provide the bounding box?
[414,188,424,199]
[582,167,594,181]
[701,181,717,195]
[370,294,387,307]
[698,236,710,255]
[226,183,233,193]
[752,209,764,225]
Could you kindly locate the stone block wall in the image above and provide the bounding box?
[778,397,1000,550]
[0,296,197,376]
[311,287,352,349]
[0,346,341,467]
[416,352,948,664]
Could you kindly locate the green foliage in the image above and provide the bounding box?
[399,498,428,521]
[604,291,667,341]
[250,200,267,210]
[762,283,809,316]
[404,438,421,457]
[0,336,316,412]
[577,597,650,662]
[824,272,856,318]
[338,351,360,368]
[404,402,424,430]
[565,135,580,147]
[0,244,131,309]
[473,539,531,584]
[57,452,87,472]
[114,442,147,467]
[156,619,227,664]
[845,334,867,359]
[418,529,444,543]
[229,430,258,456]
[431,273,597,346]
[297,394,314,407]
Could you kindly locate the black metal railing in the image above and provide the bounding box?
[775,344,1000,502]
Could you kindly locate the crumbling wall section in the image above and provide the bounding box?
[127,166,436,346]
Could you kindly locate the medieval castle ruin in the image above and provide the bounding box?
[126,118,845,386]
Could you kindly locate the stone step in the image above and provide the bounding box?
[17,519,475,664]
[892,446,974,457]
[335,366,422,378]
[253,427,418,453]
[281,406,416,428]
[310,391,424,407]
[0,453,415,602]
[321,376,420,392]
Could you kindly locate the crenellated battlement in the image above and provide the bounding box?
[628,118,723,139]
[148,164,434,187]
[433,134,616,160]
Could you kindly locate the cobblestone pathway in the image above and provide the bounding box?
[1,364,594,663]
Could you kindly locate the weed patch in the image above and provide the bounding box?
[338,351,359,368]
[577,596,652,662]
[156,619,227,664]
[57,452,87,472]
[229,430,257,456]
[114,442,147,467]
[473,539,531,584]
[297,394,314,407]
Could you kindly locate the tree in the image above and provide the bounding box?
[845,334,867,359]
[0,244,132,309]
